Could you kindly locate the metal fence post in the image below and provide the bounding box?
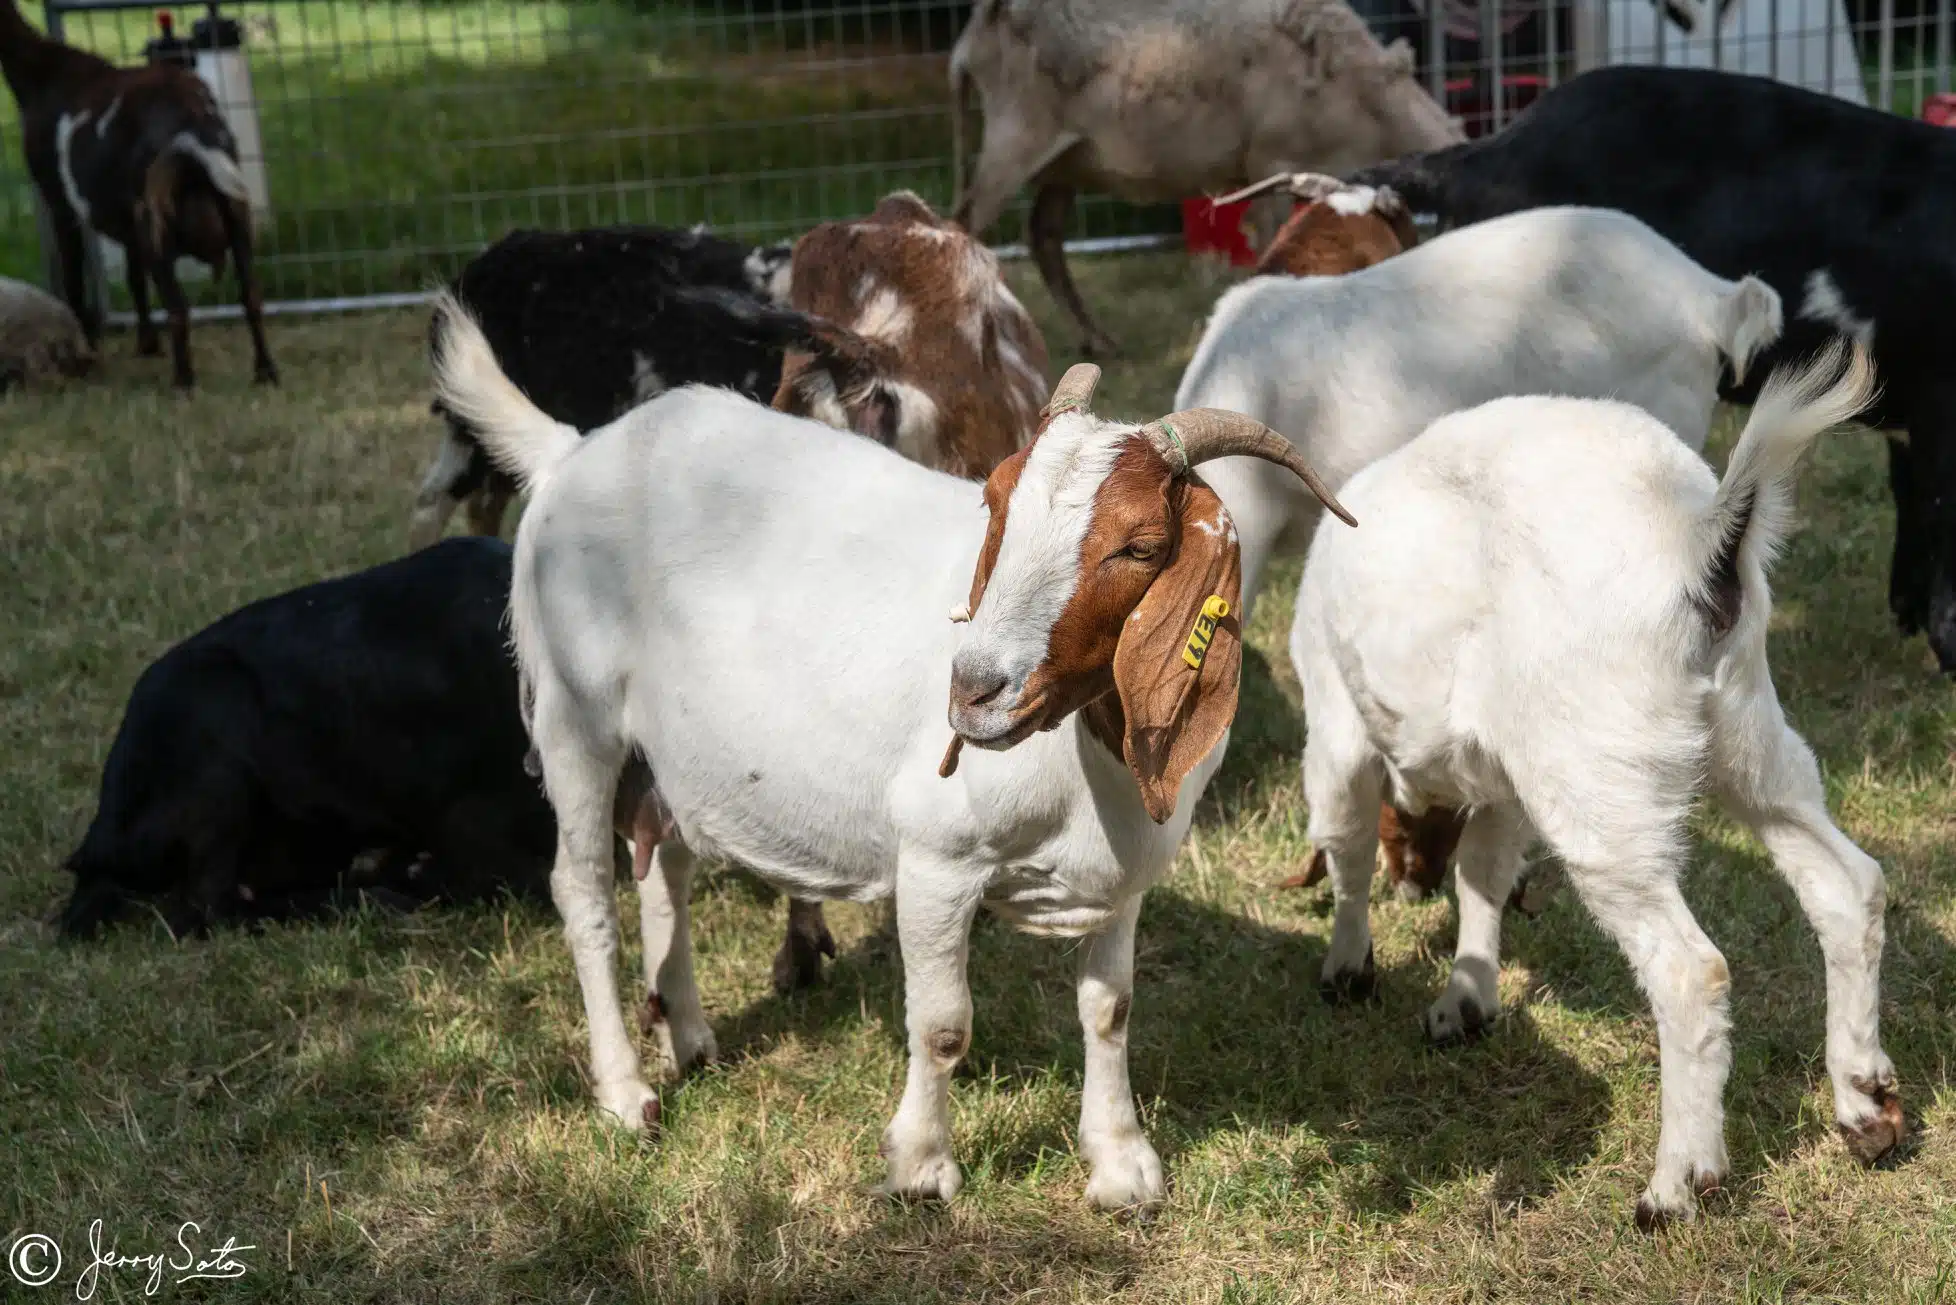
[1940,0,1951,93]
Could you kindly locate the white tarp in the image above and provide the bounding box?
[1583,0,1868,103]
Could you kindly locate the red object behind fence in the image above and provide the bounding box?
[1923,93,1956,128]
[1446,74,1548,138]
[1181,196,1258,267]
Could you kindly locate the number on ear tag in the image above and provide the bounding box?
[1182,595,1231,669]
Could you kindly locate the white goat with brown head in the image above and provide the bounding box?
[430,306,1351,1209]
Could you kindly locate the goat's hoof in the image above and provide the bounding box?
[1393,877,1434,903]
[1840,1076,1906,1164]
[1076,333,1121,361]
[1083,1138,1166,1214]
[1318,944,1378,1005]
[875,1137,963,1203]
[1423,991,1492,1046]
[171,372,196,391]
[640,989,717,1077]
[1632,1192,1695,1233]
[135,335,162,358]
[770,920,838,996]
[1632,1167,1724,1232]
[595,1078,662,1134]
[254,361,280,386]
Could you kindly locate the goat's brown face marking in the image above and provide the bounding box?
[951,419,1244,823]
[1255,201,1409,278]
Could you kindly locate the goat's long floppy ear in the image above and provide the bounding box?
[1111,478,1243,824]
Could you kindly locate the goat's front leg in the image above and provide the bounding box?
[878,864,982,1202]
[636,839,717,1077]
[1076,892,1164,1212]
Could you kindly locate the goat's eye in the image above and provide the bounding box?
[1120,541,1162,562]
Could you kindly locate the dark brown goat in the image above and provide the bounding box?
[0,0,275,387]
[772,190,1050,479]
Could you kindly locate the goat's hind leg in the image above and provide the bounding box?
[1424,805,1532,1045]
[1711,659,1901,1163]
[635,838,718,1078]
[217,194,277,384]
[1529,791,1731,1228]
[532,687,659,1129]
[1302,689,1385,1003]
[771,897,836,995]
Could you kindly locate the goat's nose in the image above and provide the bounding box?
[951,666,1009,709]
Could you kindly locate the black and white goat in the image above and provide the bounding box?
[1326,64,1956,674]
[61,539,556,937]
[411,224,817,546]
[0,0,275,388]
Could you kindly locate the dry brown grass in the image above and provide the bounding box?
[2,253,1953,1303]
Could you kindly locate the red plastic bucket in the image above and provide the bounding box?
[1181,196,1258,267]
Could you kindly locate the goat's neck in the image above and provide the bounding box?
[0,0,105,107]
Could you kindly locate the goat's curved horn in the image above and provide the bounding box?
[1041,363,1102,421]
[1211,173,1295,206]
[1372,185,1410,221]
[1144,408,1357,527]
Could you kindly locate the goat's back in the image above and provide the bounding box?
[1181,206,1745,488]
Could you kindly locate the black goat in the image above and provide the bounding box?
[61,539,554,937]
[0,0,275,388]
[1343,64,1956,673]
[411,224,860,546]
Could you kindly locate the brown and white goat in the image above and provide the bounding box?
[772,190,1050,480]
[0,0,275,388]
[1247,183,1420,279]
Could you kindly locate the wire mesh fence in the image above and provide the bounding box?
[0,0,1949,316]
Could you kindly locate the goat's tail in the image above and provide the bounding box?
[1711,274,1783,388]
[1341,140,1482,218]
[143,130,250,252]
[1690,340,1878,634]
[428,291,581,495]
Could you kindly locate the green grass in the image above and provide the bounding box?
[3,253,1955,1302]
[0,0,1172,305]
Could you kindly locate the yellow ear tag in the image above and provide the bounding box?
[1181,595,1231,669]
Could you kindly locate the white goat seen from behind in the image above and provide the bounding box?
[1293,342,1902,1229]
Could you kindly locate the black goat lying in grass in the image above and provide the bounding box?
[1342,64,1956,674]
[410,224,864,547]
[61,539,554,937]
[0,0,276,388]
